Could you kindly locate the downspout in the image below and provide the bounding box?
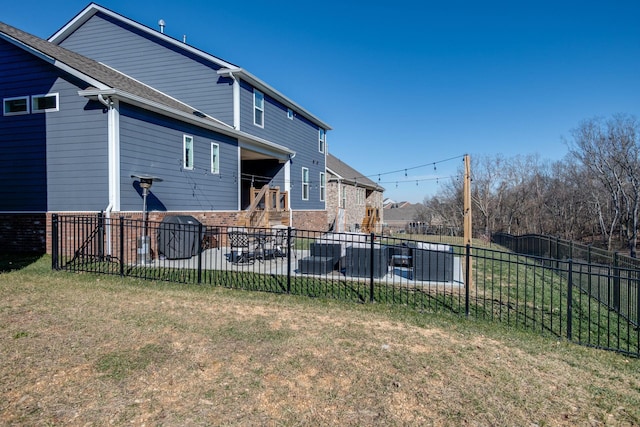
[226,71,240,130]
[97,93,120,255]
[287,152,296,226]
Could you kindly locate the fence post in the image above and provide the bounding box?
[613,252,620,312]
[637,270,640,328]
[370,232,375,303]
[566,259,573,341]
[197,222,203,284]
[119,217,125,277]
[286,227,292,294]
[465,243,471,317]
[569,241,574,261]
[51,214,59,270]
[98,211,104,262]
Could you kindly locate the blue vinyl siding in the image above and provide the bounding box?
[54,9,328,212]
[46,88,108,211]
[239,81,325,210]
[119,104,239,211]
[57,12,234,124]
[0,39,108,212]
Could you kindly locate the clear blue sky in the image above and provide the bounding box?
[4,1,640,203]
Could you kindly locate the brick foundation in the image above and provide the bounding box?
[42,210,329,255]
[0,213,47,255]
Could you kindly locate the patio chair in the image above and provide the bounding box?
[272,227,296,260]
[228,228,254,264]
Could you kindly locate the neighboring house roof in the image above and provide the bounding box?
[326,153,384,192]
[382,203,421,223]
[384,200,412,209]
[48,2,332,131]
[0,20,295,160]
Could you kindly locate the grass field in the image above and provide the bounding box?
[1,255,640,425]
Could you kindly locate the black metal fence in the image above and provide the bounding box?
[52,214,640,357]
[492,232,640,331]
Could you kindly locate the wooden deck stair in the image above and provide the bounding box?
[238,185,290,228]
[361,206,380,233]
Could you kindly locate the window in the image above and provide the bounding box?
[253,89,264,127]
[3,96,29,115]
[183,135,194,170]
[210,142,220,174]
[302,167,309,200]
[319,128,326,153]
[341,185,346,208]
[287,108,294,120]
[32,93,59,113]
[319,172,326,202]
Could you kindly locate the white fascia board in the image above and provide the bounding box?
[0,32,55,64]
[326,167,343,180]
[48,3,100,42]
[49,3,236,69]
[54,61,110,90]
[49,3,332,132]
[0,31,110,90]
[237,138,291,162]
[326,166,382,191]
[227,68,333,131]
[78,88,295,161]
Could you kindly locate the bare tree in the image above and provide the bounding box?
[470,154,505,237]
[567,114,640,255]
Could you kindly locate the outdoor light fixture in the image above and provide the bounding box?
[131,174,163,264]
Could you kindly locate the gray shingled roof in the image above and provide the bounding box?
[326,153,383,191]
[0,20,223,123]
[382,203,420,222]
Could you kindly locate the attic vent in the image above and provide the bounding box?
[158,19,165,33]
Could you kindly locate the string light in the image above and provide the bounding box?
[376,174,459,186]
[348,154,464,182]
[175,154,465,190]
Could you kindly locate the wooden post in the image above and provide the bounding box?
[463,154,473,290]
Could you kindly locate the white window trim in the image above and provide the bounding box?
[3,96,30,116]
[183,135,194,171]
[319,128,326,153]
[302,167,309,201]
[253,89,264,128]
[319,172,326,202]
[210,142,220,174]
[31,93,59,113]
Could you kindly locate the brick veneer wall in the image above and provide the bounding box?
[0,213,47,255]
[325,179,384,233]
[45,211,246,255]
[290,210,329,232]
[44,210,328,255]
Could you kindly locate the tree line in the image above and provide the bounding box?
[416,114,640,255]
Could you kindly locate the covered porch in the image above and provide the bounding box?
[238,143,292,228]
